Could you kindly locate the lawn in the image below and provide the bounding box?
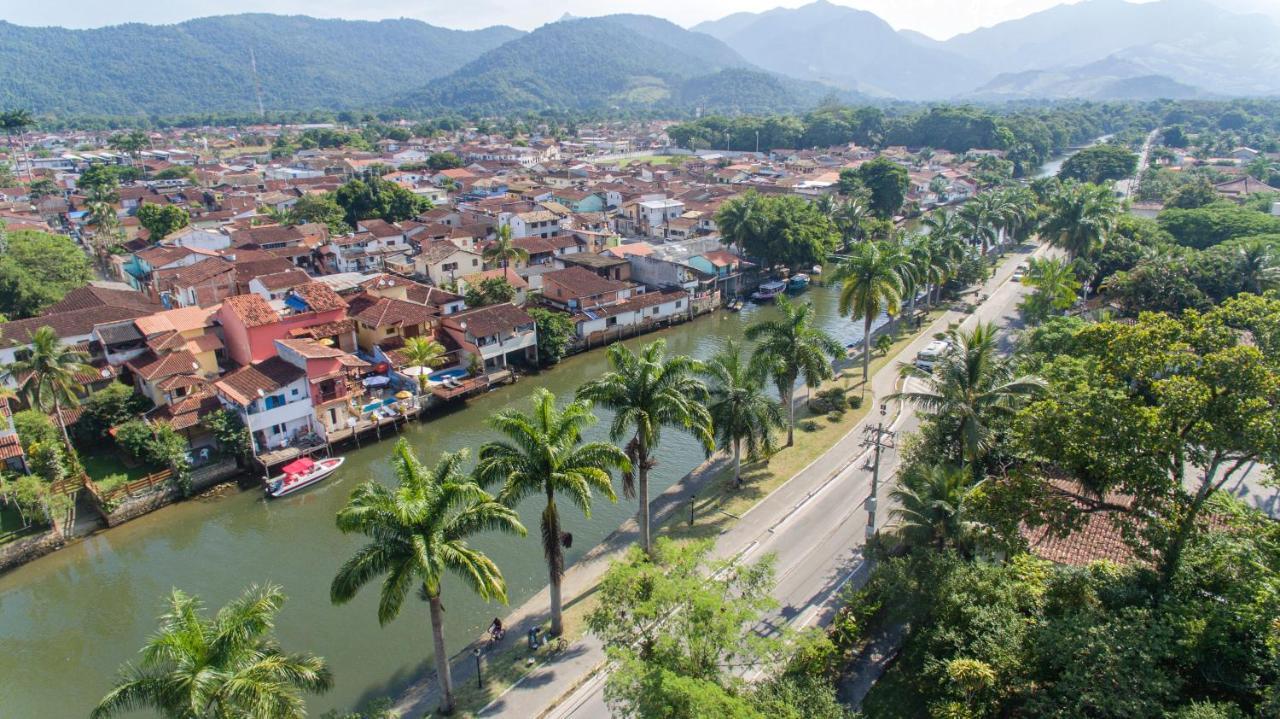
[78,446,156,483]
[0,501,34,543]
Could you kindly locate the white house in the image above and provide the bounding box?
[213,355,316,456]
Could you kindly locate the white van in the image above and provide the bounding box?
[914,340,951,372]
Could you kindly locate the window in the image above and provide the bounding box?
[652,307,660,316]
[606,317,618,327]
[675,301,683,308]
[264,394,286,410]
[291,388,300,396]
[270,423,285,435]
[386,327,397,335]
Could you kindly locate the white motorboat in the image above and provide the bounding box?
[266,457,345,498]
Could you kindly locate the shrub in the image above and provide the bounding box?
[114,420,153,460]
[78,382,152,440]
[13,410,59,451]
[811,387,848,414]
[849,394,864,410]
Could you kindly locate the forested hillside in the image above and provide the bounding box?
[396,15,832,115]
[0,16,522,115]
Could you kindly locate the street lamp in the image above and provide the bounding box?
[473,646,483,690]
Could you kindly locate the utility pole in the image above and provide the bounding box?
[861,403,895,541]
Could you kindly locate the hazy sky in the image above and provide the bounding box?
[4,0,1116,40]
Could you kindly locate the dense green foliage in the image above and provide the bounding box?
[76,382,153,441]
[1057,143,1139,183]
[333,177,430,228]
[842,157,909,218]
[714,191,837,269]
[0,229,93,318]
[0,16,521,115]
[1158,203,1280,249]
[397,15,821,115]
[462,277,516,307]
[134,203,189,240]
[528,307,576,367]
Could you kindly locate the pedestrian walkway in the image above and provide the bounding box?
[393,243,1040,718]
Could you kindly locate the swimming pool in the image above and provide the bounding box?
[428,367,468,383]
[360,397,396,413]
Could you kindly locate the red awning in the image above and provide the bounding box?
[281,458,315,475]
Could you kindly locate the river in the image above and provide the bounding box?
[0,283,888,716]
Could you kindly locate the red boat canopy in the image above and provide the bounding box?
[282,458,315,475]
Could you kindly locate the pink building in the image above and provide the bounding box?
[217,282,348,366]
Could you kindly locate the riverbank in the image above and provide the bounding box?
[390,298,959,717]
[1,280,901,718]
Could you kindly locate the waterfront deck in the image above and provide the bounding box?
[429,370,513,401]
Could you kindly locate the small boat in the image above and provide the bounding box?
[266,457,345,498]
[751,280,787,302]
[787,273,810,292]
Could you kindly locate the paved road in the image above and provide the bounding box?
[547,246,1045,719]
[1117,127,1161,200]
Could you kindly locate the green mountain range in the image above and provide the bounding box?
[0,15,522,115]
[396,15,841,115]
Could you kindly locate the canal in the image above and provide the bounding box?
[0,283,886,716]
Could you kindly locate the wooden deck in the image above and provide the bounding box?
[430,374,492,400]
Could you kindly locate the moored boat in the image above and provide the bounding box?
[787,273,810,292]
[266,456,345,498]
[751,280,787,302]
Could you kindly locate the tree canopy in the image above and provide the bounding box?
[1058,144,1139,184]
[0,229,93,318]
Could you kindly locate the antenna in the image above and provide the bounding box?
[249,47,266,119]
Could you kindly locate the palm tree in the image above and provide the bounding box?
[331,440,525,715]
[1040,182,1119,260]
[889,322,1044,471]
[958,195,999,256]
[702,340,785,487]
[745,297,844,446]
[1019,256,1080,323]
[483,225,529,269]
[476,388,628,636]
[576,340,712,556]
[889,463,986,554]
[1232,237,1280,295]
[715,191,761,257]
[92,584,332,719]
[836,241,906,383]
[111,129,150,179]
[1,109,35,183]
[2,326,92,461]
[833,196,870,250]
[400,336,447,396]
[86,200,122,271]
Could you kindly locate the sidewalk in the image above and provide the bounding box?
[392,243,1039,718]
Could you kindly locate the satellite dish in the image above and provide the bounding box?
[257,388,265,397]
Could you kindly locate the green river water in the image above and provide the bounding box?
[0,283,888,716]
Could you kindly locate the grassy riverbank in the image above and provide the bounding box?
[435,307,950,717]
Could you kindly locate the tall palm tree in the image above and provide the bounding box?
[92,584,332,719]
[331,440,525,715]
[715,191,761,257]
[476,389,628,636]
[86,200,122,271]
[111,129,150,180]
[576,340,712,556]
[836,241,906,383]
[833,196,870,250]
[400,336,447,396]
[890,322,1044,471]
[483,225,529,269]
[1040,182,1119,260]
[702,340,784,487]
[745,297,843,446]
[2,326,92,460]
[1019,256,1080,323]
[889,463,986,554]
[958,195,999,256]
[1,109,35,183]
